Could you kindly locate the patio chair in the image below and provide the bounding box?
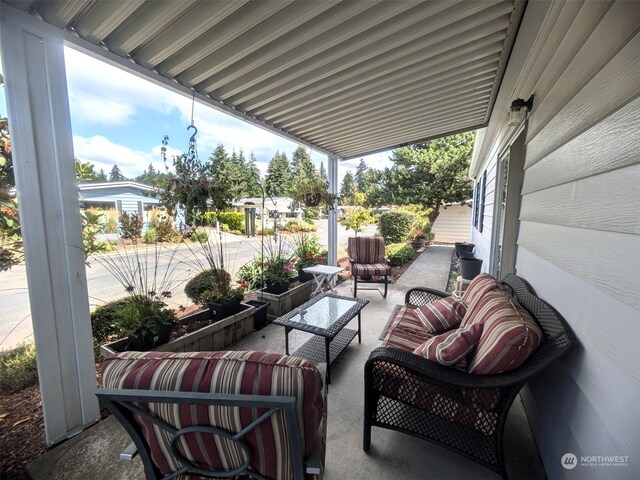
[348,236,391,298]
[97,350,326,480]
[363,274,577,479]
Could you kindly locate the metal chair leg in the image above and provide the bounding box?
[353,276,358,297]
[383,275,388,298]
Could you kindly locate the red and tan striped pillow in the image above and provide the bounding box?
[414,323,484,366]
[466,291,543,374]
[413,297,468,334]
[461,273,502,313]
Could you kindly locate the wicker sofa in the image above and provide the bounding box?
[98,350,326,480]
[363,274,577,479]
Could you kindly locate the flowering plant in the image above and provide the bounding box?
[414,230,426,240]
[293,233,324,270]
[261,236,296,285]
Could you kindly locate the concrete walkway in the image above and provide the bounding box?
[28,245,545,480]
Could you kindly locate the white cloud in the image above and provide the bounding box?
[73,135,177,178]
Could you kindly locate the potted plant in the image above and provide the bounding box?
[263,256,295,294]
[93,242,183,351]
[184,268,247,320]
[293,233,324,282]
[411,230,427,248]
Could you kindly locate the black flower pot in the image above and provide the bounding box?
[264,281,289,295]
[459,257,483,280]
[457,250,475,259]
[246,300,270,329]
[208,300,242,320]
[297,269,314,283]
[455,242,475,258]
[127,324,173,351]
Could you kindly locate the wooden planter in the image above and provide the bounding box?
[100,303,255,357]
[259,280,313,320]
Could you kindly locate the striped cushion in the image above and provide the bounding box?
[102,351,325,480]
[467,291,544,374]
[351,262,391,276]
[460,273,503,315]
[413,297,468,334]
[414,323,483,366]
[382,305,433,352]
[348,236,385,264]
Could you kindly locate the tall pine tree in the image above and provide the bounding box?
[109,164,125,182]
[340,171,357,205]
[245,153,263,197]
[354,159,369,191]
[265,151,292,197]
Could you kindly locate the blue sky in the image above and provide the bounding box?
[0,48,392,183]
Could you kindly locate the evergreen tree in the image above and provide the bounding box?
[265,151,292,197]
[109,164,125,182]
[340,171,357,205]
[381,132,474,221]
[209,144,243,206]
[319,161,327,181]
[135,162,167,188]
[354,159,369,191]
[96,168,108,182]
[245,153,263,197]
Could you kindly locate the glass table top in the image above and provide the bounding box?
[287,296,358,330]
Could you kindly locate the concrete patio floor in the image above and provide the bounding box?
[28,245,546,480]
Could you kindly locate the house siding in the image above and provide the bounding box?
[472,2,640,479]
[470,154,497,273]
[431,204,472,243]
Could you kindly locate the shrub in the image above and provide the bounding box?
[217,212,244,232]
[143,227,157,243]
[386,242,414,266]
[258,227,275,236]
[339,207,374,235]
[0,343,39,393]
[91,298,130,347]
[184,269,221,304]
[103,208,119,234]
[153,212,180,242]
[119,211,143,242]
[378,211,415,243]
[184,230,208,242]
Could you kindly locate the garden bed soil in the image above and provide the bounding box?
[0,249,425,479]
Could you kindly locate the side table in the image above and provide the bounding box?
[303,265,345,296]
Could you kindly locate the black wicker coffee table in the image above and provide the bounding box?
[272,293,369,384]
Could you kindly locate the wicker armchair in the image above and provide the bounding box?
[363,274,577,479]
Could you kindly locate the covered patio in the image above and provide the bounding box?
[2,1,638,479]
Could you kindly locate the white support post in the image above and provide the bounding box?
[1,12,100,445]
[327,155,339,266]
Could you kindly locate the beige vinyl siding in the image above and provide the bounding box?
[513,3,640,478]
[431,204,472,243]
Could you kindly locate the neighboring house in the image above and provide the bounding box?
[234,197,303,227]
[78,181,161,231]
[469,4,639,478]
[431,202,472,243]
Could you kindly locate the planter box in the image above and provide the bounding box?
[259,280,313,320]
[100,303,255,357]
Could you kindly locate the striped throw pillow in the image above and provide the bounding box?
[461,273,502,316]
[414,323,484,366]
[413,297,468,334]
[467,291,543,374]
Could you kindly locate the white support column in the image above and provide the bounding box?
[1,12,100,445]
[327,155,339,266]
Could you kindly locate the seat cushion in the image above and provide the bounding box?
[466,291,544,374]
[102,350,325,480]
[351,262,391,277]
[414,323,483,366]
[382,305,432,352]
[348,236,386,264]
[460,273,503,315]
[413,297,468,334]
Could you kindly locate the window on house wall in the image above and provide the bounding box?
[473,181,480,227]
[479,170,487,233]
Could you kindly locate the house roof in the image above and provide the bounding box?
[77,181,158,192]
[4,0,525,160]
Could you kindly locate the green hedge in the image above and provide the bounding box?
[385,242,414,266]
[0,343,39,393]
[378,211,415,243]
[201,212,244,231]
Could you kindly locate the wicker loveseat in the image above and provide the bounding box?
[363,274,577,479]
[98,350,326,480]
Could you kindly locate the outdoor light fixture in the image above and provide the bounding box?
[507,95,534,126]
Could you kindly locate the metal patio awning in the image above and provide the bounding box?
[5,0,524,160]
